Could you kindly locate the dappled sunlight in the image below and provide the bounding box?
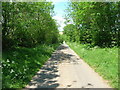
[2,1,119,88]
[26,44,79,88]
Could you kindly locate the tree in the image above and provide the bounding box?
[2,2,59,49]
[64,2,119,47]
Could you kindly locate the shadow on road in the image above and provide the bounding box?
[26,44,111,88]
[27,44,77,88]
[57,44,69,50]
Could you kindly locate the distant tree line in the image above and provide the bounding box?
[2,2,59,49]
[64,2,120,47]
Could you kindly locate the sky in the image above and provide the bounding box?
[52,1,69,31]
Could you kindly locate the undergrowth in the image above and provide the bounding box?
[67,42,118,88]
[2,44,59,88]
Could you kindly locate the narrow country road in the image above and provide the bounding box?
[26,43,111,88]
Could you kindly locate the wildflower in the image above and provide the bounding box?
[12,61,15,63]
[10,69,14,73]
[7,59,10,62]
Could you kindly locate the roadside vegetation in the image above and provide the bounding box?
[64,2,119,88]
[67,42,118,88]
[2,44,59,88]
[2,1,119,89]
[2,2,60,88]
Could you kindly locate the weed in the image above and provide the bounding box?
[67,42,118,88]
[2,44,59,88]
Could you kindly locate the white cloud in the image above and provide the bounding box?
[52,16,66,31]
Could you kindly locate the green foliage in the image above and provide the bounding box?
[64,2,119,88]
[2,44,59,88]
[58,35,64,44]
[64,2,119,47]
[67,42,118,88]
[2,2,59,49]
[63,24,76,42]
[2,2,60,88]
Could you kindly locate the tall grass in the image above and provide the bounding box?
[2,44,59,88]
[67,42,118,88]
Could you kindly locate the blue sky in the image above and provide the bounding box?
[54,2,68,17]
[52,1,69,31]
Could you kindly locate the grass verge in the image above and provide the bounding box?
[2,44,59,88]
[67,42,118,88]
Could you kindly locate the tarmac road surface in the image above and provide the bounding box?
[26,43,111,88]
